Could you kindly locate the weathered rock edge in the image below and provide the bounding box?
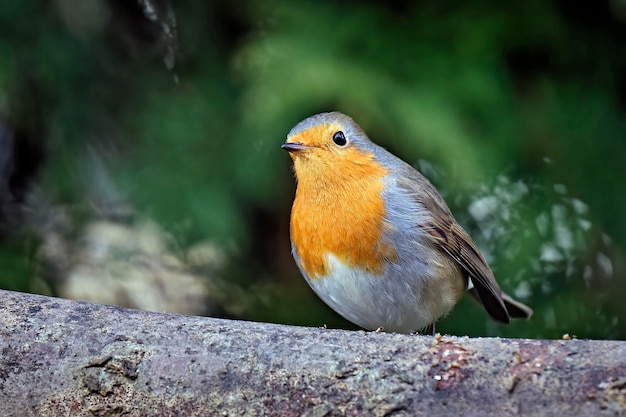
[0,289,624,416]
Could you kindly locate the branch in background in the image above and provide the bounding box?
[137,0,178,72]
[0,290,624,416]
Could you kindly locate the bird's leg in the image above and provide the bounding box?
[427,323,436,336]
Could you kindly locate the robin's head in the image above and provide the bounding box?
[282,112,382,183]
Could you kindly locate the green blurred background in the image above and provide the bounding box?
[1,0,625,339]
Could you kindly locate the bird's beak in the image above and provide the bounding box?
[281,142,311,153]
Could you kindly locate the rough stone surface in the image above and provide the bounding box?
[0,289,625,416]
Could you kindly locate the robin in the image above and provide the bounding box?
[282,112,532,334]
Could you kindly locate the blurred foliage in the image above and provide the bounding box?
[1,0,625,339]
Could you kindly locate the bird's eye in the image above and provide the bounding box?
[332,131,348,147]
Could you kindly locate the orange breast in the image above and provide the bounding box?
[290,147,397,279]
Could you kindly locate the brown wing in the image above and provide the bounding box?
[396,167,510,323]
[419,216,510,323]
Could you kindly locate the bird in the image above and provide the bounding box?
[281,111,532,334]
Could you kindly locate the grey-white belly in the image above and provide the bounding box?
[303,253,461,333]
